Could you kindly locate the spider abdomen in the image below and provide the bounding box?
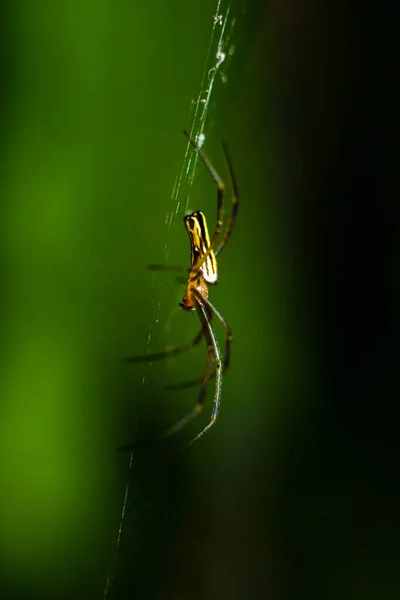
[184,211,218,285]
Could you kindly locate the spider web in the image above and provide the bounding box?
[103,2,235,597]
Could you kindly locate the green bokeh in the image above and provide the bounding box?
[0,2,284,598]
[2,1,398,599]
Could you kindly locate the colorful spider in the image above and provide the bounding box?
[121,131,239,454]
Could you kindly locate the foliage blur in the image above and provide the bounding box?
[0,1,399,599]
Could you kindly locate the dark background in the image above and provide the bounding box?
[0,1,399,599]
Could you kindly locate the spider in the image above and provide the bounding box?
[121,130,239,454]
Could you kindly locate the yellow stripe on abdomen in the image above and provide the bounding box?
[184,211,218,284]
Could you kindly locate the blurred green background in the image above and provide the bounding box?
[1,1,399,599]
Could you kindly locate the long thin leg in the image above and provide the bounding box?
[120,298,219,452]
[150,294,220,443]
[215,142,239,257]
[121,327,204,364]
[154,334,213,441]
[122,303,213,364]
[206,299,232,371]
[176,294,222,451]
[163,297,231,391]
[157,297,222,449]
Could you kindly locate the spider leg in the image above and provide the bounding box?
[118,339,205,450]
[214,142,239,257]
[172,295,222,451]
[119,310,214,453]
[122,302,213,365]
[164,298,230,390]
[206,299,232,371]
[154,344,213,441]
[141,295,221,449]
[163,376,204,391]
[121,327,204,365]
[118,324,214,453]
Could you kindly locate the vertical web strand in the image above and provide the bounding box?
[103,2,235,597]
